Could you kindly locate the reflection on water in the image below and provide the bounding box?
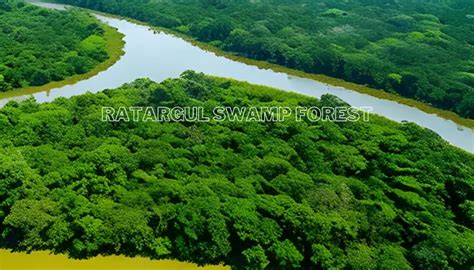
[0,250,229,270]
[2,1,473,153]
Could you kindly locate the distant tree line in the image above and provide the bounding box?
[55,0,474,118]
[0,0,109,91]
[1,71,472,269]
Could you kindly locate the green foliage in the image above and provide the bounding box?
[242,245,269,270]
[346,244,377,270]
[79,35,108,61]
[0,1,109,90]
[0,72,473,269]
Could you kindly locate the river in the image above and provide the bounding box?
[1,1,472,153]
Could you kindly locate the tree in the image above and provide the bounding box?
[269,240,304,269]
[242,246,269,270]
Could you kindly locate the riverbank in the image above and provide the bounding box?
[81,10,474,130]
[0,250,229,270]
[0,17,125,100]
[156,29,474,130]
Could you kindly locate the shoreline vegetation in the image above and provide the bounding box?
[0,249,229,270]
[0,14,125,101]
[49,1,474,130]
[184,39,474,129]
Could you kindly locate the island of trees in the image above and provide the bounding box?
[1,71,472,269]
[0,0,112,91]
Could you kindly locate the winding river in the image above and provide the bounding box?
[1,1,472,153]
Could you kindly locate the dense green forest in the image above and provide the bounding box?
[1,71,472,269]
[0,0,109,91]
[54,0,474,118]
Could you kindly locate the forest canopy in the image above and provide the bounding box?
[0,0,109,91]
[55,0,474,118]
[0,71,472,269]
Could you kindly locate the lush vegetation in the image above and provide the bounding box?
[54,0,474,119]
[1,71,472,269]
[0,0,110,91]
